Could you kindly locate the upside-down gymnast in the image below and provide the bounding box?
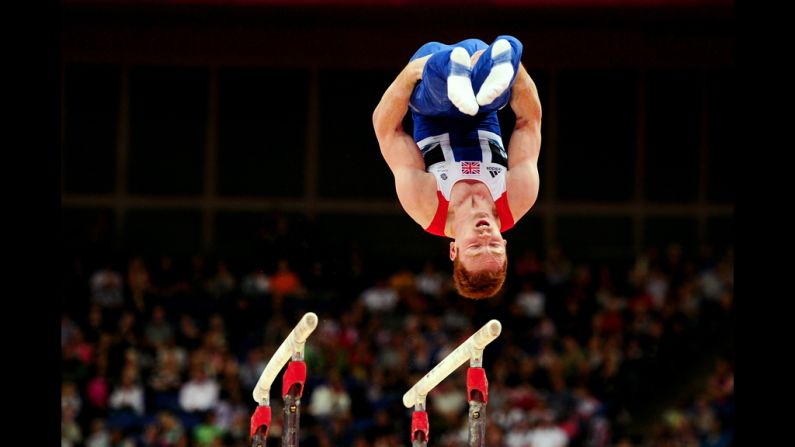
[373,35,542,299]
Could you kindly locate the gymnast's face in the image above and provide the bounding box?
[449,212,507,272]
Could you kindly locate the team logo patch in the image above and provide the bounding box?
[440,173,448,180]
[487,166,503,178]
[461,161,481,175]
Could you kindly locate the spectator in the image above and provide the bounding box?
[143,305,174,349]
[270,258,304,296]
[109,367,145,416]
[179,366,220,413]
[360,279,398,313]
[127,256,152,312]
[89,263,124,310]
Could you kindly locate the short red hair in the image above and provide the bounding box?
[453,256,507,299]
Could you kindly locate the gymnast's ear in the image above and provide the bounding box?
[449,241,457,261]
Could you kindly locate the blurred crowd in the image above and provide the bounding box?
[635,357,734,447]
[62,224,733,447]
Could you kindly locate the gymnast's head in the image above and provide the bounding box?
[448,202,507,299]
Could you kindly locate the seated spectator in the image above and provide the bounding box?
[179,366,220,414]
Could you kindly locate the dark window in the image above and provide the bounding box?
[62,207,115,254]
[707,216,733,248]
[707,69,735,203]
[128,66,208,195]
[506,214,544,256]
[315,214,447,264]
[63,64,120,194]
[218,68,308,197]
[557,216,634,261]
[319,69,397,198]
[645,70,701,202]
[644,217,698,252]
[125,210,202,255]
[557,70,636,201]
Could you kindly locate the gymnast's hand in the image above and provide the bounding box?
[407,55,431,83]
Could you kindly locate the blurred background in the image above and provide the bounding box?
[61,1,734,446]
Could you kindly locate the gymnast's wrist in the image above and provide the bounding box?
[408,55,430,82]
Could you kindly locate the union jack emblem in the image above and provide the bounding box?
[461,161,480,175]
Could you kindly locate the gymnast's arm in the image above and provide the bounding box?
[373,56,437,225]
[372,55,429,172]
[505,64,542,219]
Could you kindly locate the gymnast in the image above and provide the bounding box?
[373,35,542,299]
